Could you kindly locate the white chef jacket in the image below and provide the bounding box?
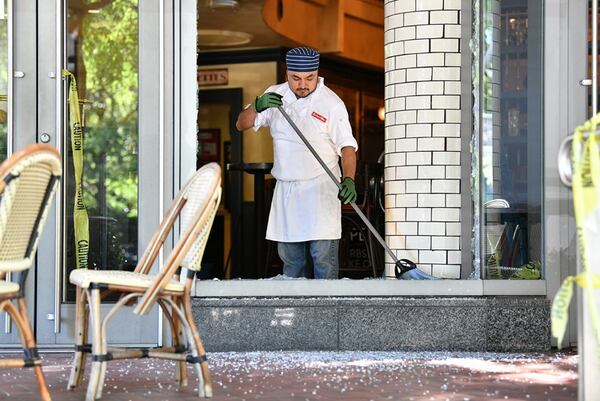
[253,77,358,242]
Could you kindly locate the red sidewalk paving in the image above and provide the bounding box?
[0,350,578,400]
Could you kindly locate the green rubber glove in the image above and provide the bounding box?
[253,92,283,113]
[338,177,357,204]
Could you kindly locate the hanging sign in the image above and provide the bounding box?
[198,69,228,86]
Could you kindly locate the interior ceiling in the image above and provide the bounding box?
[198,0,296,51]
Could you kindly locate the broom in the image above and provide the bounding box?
[277,106,436,280]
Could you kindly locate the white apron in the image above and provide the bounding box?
[266,167,342,242]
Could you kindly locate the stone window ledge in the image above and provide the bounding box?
[194,279,546,297]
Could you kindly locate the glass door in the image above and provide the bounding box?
[0,0,17,346]
[31,0,179,346]
[479,0,544,281]
[578,0,600,395]
[0,0,8,163]
[0,0,44,347]
[552,0,598,395]
[62,0,140,301]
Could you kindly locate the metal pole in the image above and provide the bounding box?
[53,0,65,334]
[593,0,598,115]
[580,4,599,399]
[4,0,12,334]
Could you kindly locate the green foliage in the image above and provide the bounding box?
[79,0,139,220]
[67,0,139,271]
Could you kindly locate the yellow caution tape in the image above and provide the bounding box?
[552,272,600,346]
[551,113,600,349]
[62,70,89,269]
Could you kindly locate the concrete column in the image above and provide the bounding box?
[383,0,462,278]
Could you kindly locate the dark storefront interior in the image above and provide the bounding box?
[197,1,386,280]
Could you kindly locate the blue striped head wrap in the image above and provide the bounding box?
[286,47,320,72]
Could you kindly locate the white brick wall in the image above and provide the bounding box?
[385,0,462,279]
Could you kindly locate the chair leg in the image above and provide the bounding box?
[32,366,52,401]
[170,298,188,386]
[86,360,101,401]
[95,293,111,401]
[12,298,52,401]
[183,293,212,398]
[86,288,103,401]
[158,298,187,386]
[68,287,89,389]
[96,357,108,401]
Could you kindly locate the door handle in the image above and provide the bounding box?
[580,79,593,87]
[558,135,574,187]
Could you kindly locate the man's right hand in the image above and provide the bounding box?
[254,92,283,113]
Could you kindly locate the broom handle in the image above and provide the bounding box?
[277,106,399,264]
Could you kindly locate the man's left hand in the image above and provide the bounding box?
[338,177,357,204]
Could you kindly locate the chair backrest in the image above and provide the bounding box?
[134,162,221,315]
[178,163,221,272]
[0,145,62,272]
[134,163,222,276]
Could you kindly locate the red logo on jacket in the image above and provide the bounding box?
[311,111,327,123]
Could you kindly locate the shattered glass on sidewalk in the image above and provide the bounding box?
[0,350,577,400]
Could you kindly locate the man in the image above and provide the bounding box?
[236,47,358,279]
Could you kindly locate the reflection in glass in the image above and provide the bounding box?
[0,0,8,163]
[65,0,139,301]
[480,0,543,279]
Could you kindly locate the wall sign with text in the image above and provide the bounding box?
[198,69,229,86]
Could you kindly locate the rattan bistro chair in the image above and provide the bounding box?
[0,144,62,401]
[67,163,221,400]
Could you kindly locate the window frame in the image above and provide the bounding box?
[186,0,560,298]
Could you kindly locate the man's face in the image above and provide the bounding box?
[287,70,318,98]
